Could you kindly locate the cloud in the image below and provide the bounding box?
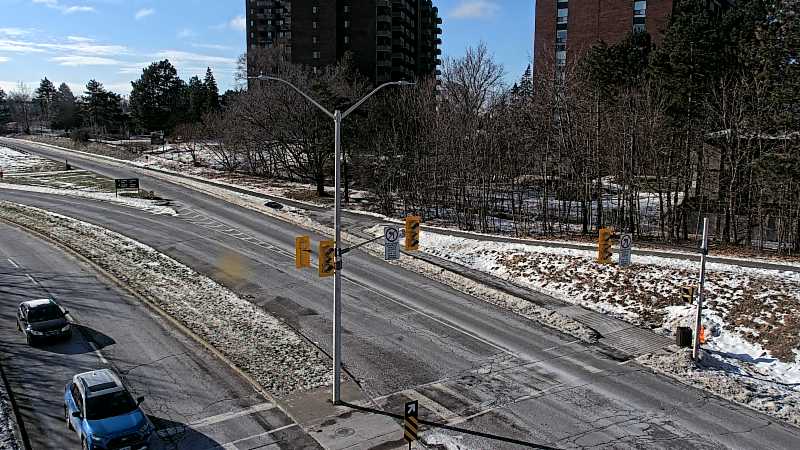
[229,16,246,32]
[135,8,155,20]
[0,37,127,56]
[191,43,234,51]
[177,28,196,39]
[66,35,93,42]
[0,39,46,53]
[153,50,236,66]
[51,55,121,66]
[450,1,500,19]
[0,28,31,37]
[32,0,95,14]
[0,57,9,63]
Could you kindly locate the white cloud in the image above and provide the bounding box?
[0,57,9,63]
[135,8,155,20]
[32,0,95,14]
[0,28,31,37]
[51,55,121,66]
[153,50,236,65]
[191,43,234,51]
[66,35,93,42]
[229,16,246,32]
[450,0,500,19]
[177,28,196,39]
[0,37,127,56]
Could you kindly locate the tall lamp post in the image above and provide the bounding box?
[248,74,414,403]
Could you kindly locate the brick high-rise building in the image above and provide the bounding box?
[246,0,442,83]
[534,0,674,75]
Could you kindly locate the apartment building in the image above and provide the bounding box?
[245,0,442,83]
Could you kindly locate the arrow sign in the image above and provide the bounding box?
[404,400,419,443]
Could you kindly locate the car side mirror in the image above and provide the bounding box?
[72,411,81,418]
[136,396,145,405]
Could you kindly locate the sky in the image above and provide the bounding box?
[0,0,534,97]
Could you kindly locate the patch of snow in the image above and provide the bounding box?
[0,183,177,216]
[0,379,20,450]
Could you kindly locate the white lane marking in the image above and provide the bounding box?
[7,258,19,268]
[348,277,515,356]
[217,423,298,449]
[190,402,276,429]
[558,353,604,374]
[26,274,37,285]
[403,389,462,422]
[88,342,108,364]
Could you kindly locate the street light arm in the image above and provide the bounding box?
[341,81,415,119]
[249,75,335,119]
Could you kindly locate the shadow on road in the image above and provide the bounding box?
[149,415,224,450]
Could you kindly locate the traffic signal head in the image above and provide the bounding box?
[597,227,613,264]
[319,240,336,277]
[405,216,421,251]
[295,236,311,269]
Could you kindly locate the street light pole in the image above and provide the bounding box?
[248,74,413,404]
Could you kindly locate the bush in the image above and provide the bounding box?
[70,128,92,145]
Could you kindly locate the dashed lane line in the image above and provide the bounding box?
[88,341,109,365]
[7,257,19,268]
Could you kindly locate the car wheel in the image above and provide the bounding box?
[26,334,33,347]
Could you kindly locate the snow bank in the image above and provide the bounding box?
[0,201,329,396]
[0,146,60,173]
[0,380,20,450]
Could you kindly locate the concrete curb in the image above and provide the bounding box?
[0,355,28,450]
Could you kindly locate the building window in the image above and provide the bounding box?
[556,29,567,44]
[633,23,646,33]
[312,6,318,14]
[312,21,318,29]
[634,1,647,18]
[556,50,566,66]
[344,20,350,28]
[557,8,568,24]
[312,36,318,44]
[344,36,350,44]
[344,5,350,13]
[313,51,320,59]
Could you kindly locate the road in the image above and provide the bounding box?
[0,221,320,450]
[2,138,800,448]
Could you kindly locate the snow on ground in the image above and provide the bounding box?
[0,146,62,173]
[0,201,330,396]
[0,381,20,450]
[0,183,177,216]
[421,230,800,425]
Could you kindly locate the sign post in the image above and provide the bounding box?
[693,218,709,361]
[619,233,632,267]
[404,400,418,447]
[384,225,400,261]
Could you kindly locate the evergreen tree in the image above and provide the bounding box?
[33,77,58,129]
[80,80,124,135]
[0,88,10,127]
[52,83,78,131]
[129,59,189,132]
[204,67,220,112]
[187,76,206,123]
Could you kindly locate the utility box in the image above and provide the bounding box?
[676,327,693,348]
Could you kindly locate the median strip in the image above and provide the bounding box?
[0,201,330,397]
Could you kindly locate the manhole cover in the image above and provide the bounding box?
[335,427,355,437]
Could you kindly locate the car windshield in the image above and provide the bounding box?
[85,391,138,421]
[27,304,63,323]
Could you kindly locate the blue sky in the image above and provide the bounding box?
[0,0,534,96]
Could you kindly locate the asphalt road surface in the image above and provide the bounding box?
[0,221,320,450]
[2,138,799,448]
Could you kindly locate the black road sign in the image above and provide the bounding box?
[115,178,140,190]
[404,400,419,444]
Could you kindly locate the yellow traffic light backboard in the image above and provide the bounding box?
[319,240,336,277]
[295,236,311,269]
[405,216,421,251]
[598,227,613,264]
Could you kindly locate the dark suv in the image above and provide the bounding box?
[16,298,72,345]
